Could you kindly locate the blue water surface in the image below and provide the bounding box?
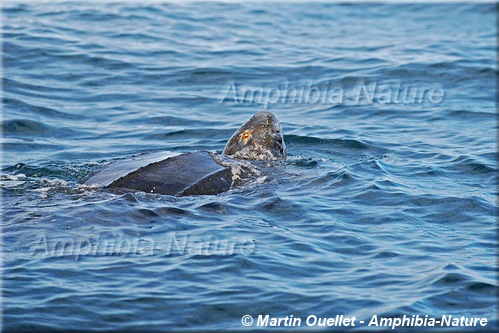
[1,1,497,332]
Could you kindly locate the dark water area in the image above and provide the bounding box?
[1,1,497,332]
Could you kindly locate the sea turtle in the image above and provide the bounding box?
[80,110,286,196]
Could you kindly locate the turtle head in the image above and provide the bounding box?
[223,110,286,160]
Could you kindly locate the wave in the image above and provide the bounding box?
[284,135,373,150]
[2,119,78,138]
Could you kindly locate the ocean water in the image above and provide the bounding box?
[1,1,497,332]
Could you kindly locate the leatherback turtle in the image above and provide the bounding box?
[80,111,286,196]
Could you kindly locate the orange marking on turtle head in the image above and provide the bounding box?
[240,130,253,143]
